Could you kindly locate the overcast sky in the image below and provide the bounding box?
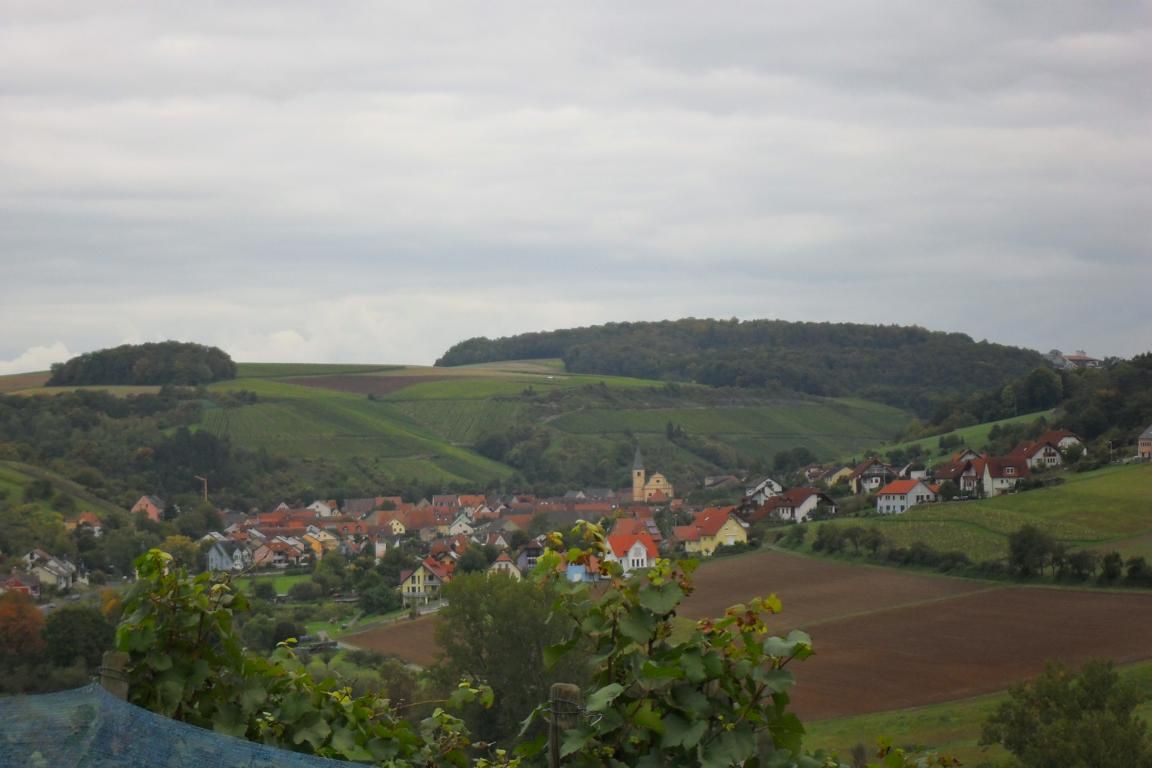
[2,1,1150,373]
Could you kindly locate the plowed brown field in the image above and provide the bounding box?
[343,550,1152,719]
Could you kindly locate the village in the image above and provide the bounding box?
[6,423,1139,611]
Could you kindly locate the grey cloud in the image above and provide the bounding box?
[1,0,1150,367]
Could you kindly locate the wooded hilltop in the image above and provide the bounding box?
[436,318,1047,417]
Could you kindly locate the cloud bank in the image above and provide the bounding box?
[2,1,1150,369]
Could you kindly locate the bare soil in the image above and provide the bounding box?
[344,551,1152,720]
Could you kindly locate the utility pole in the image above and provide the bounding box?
[194,474,208,503]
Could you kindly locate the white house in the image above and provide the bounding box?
[604,532,658,576]
[875,480,939,515]
[744,477,784,506]
[982,457,1030,496]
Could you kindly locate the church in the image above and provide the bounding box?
[632,447,674,502]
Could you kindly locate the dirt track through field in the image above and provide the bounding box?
[344,550,1152,719]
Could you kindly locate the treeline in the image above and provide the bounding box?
[912,352,1152,442]
[783,522,1152,587]
[436,318,1046,416]
[48,341,237,386]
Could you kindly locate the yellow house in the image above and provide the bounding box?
[399,557,453,605]
[379,517,406,536]
[823,466,854,488]
[632,447,674,502]
[673,507,747,557]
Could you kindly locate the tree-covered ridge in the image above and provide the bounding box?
[435,318,1047,416]
[48,341,237,386]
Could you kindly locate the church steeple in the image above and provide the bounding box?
[632,445,645,502]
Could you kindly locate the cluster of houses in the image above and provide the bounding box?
[840,429,1089,515]
[7,423,1150,604]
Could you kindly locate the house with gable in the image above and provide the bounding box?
[1140,425,1152,460]
[875,480,939,514]
[73,511,104,537]
[449,513,475,537]
[672,506,747,556]
[743,487,837,524]
[1009,440,1064,470]
[398,556,453,605]
[818,465,854,488]
[206,541,253,572]
[1,572,41,599]
[1036,430,1086,455]
[487,551,521,580]
[744,477,784,506]
[982,456,1031,496]
[131,495,165,522]
[25,549,78,590]
[604,530,659,576]
[514,540,546,573]
[931,457,982,496]
[849,459,895,495]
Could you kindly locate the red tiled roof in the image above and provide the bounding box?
[672,525,700,542]
[693,506,737,537]
[606,532,659,561]
[985,456,1031,478]
[876,479,923,496]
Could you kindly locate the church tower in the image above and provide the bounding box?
[632,446,646,502]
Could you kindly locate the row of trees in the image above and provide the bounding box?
[788,522,1152,588]
[47,341,237,386]
[436,318,1046,416]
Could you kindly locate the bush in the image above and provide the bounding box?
[287,581,323,602]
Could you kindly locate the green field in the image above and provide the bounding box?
[195,361,917,486]
[806,659,1152,764]
[551,398,910,462]
[235,363,405,378]
[817,464,1152,562]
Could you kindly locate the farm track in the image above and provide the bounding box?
[348,550,1152,720]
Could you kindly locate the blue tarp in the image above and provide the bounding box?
[0,684,353,767]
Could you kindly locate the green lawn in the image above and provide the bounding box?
[805,659,1152,765]
[235,572,312,594]
[818,463,1152,562]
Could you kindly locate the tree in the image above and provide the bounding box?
[980,660,1152,768]
[434,572,582,743]
[251,580,278,601]
[44,606,114,668]
[455,546,490,574]
[0,591,45,665]
[1008,524,1055,577]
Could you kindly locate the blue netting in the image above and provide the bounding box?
[0,684,354,767]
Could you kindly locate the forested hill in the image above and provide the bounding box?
[435,319,1049,416]
[48,341,237,386]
